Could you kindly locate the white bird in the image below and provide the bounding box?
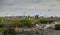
[35,24,43,29]
[36,24,40,28]
[44,24,51,29]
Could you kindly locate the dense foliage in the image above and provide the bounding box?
[40,18,55,23]
[0,16,60,32]
[55,24,60,30]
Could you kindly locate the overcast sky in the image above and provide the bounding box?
[0,0,60,17]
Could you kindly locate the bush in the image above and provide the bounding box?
[12,21,24,27]
[40,18,55,24]
[40,18,48,23]
[0,23,5,28]
[47,18,55,23]
[55,24,60,30]
[19,18,34,27]
[0,23,13,28]
[0,28,7,32]
[13,18,35,27]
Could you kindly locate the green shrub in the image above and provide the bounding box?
[47,18,55,23]
[0,23,13,28]
[13,18,35,27]
[12,22,24,27]
[19,18,34,27]
[0,23,5,28]
[0,28,7,32]
[55,24,60,30]
[40,18,55,24]
[40,18,48,23]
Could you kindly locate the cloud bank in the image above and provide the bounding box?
[0,0,60,17]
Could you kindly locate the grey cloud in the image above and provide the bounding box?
[0,0,60,6]
[0,0,60,16]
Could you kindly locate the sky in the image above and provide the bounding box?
[0,0,60,17]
